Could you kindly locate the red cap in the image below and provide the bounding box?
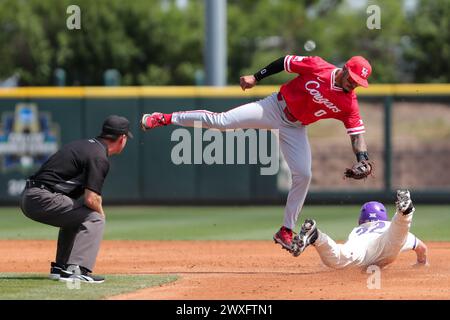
[344,56,372,88]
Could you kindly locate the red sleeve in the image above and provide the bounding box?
[284,55,321,74]
[340,98,366,135]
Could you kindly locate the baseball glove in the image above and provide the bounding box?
[344,160,374,180]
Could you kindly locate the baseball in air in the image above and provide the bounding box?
[304,40,316,52]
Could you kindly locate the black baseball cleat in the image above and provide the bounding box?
[292,219,318,257]
[396,189,415,215]
[49,262,65,280]
[58,265,105,284]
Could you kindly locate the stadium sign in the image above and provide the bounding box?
[0,103,59,173]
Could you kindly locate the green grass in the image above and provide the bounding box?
[0,274,178,300]
[0,205,449,241]
[0,205,447,300]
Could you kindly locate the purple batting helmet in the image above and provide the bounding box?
[358,201,388,225]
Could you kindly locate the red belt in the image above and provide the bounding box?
[277,92,297,122]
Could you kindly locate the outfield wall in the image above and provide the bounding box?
[0,85,449,204]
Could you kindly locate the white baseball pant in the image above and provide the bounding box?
[171,93,312,230]
[313,212,413,269]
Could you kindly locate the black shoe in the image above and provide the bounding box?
[396,189,415,215]
[49,262,65,280]
[59,265,105,284]
[292,219,318,257]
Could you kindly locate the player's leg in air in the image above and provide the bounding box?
[363,190,416,267]
[140,94,313,252]
[140,94,281,131]
[273,124,312,251]
[292,219,364,269]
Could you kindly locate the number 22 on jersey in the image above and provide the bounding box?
[355,221,387,236]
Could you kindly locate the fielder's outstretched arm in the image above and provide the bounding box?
[350,133,369,161]
[240,56,285,90]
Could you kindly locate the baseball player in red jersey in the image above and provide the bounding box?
[140,55,373,253]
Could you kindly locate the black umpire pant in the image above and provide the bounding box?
[20,186,105,272]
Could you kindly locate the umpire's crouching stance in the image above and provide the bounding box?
[20,115,132,283]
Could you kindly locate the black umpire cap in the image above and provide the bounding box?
[99,115,133,139]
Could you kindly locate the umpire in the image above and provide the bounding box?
[20,115,132,283]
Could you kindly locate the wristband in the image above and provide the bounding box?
[356,151,369,162]
[253,56,285,82]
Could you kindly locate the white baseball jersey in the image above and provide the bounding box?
[313,211,417,269]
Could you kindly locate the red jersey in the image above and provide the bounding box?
[280,55,365,135]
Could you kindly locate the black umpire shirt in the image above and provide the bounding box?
[29,138,110,199]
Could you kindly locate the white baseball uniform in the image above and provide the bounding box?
[313,211,418,269]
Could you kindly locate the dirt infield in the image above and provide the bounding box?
[0,240,449,300]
